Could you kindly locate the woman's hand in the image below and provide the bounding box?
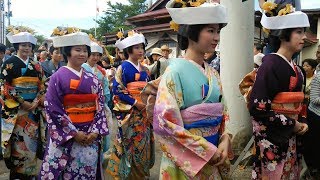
[294,121,308,135]
[74,131,88,145]
[21,101,38,111]
[209,134,231,166]
[135,102,145,111]
[39,96,45,106]
[85,133,98,145]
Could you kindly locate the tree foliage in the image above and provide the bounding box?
[82,27,96,37]
[95,0,147,38]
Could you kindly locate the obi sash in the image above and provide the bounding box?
[12,77,39,100]
[271,92,304,120]
[63,94,97,124]
[181,103,223,146]
[127,81,147,104]
[271,64,304,119]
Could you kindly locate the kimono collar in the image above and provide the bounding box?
[188,60,208,76]
[273,53,295,70]
[126,60,141,72]
[85,62,96,72]
[15,55,29,65]
[63,66,83,77]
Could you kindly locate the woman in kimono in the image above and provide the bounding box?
[41,46,65,78]
[249,3,309,179]
[39,30,109,179]
[82,41,112,155]
[106,31,155,179]
[153,1,232,179]
[1,32,46,179]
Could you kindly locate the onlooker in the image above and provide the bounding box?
[204,51,217,64]
[39,51,48,62]
[207,44,221,73]
[304,64,320,178]
[253,43,264,55]
[160,44,172,59]
[4,47,15,60]
[41,46,65,78]
[146,47,169,79]
[315,44,320,73]
[0,43,6,67]
[113,47,125,68]
[254,53,265,69]
[100,55,112,69]
[302,59,318,103]
[0,43,5,160]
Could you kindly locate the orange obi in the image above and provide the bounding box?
[63,94,97,123]
[127,81,147,104]
[271,92,304,120]
[12,77,39,86]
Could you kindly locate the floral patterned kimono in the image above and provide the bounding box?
[39,66,109,179]
[106,60,155,179]
[82,63,112,152]
[249,53,305,179]
[153,58,231,179]
[0,55,46,177]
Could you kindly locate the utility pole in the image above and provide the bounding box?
[0,0,4,44]
[6,0,11,26]
[220,0,254,154]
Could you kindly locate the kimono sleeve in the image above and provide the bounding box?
[44,74,78,147]
[112,65,136,105]
[0,61,23,108]
[146,62,157,75]
[34,61,47,101]
[103,75,111,104]
[153,69,217,178]
[249,62,296,144]
[88,80,109,136]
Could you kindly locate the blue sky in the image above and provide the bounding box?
[6,0,320,38]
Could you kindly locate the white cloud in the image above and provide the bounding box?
[8,0,128,37]
[11,0,120,19]
[301,0,320,10]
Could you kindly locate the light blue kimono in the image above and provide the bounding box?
[82,63,110,104]
[153,58,230,179]
[82,63,111,152]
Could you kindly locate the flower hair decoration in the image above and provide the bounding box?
[7,25,35,35]
[169,0,217,31]
[261,2,294,35]
[51,26,81,36]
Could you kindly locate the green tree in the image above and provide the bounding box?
[82,28,96,37]
[34,34,46,46]
[95,0,147,38]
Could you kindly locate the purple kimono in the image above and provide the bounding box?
[249,54,305,179]
[39,67,109,180]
